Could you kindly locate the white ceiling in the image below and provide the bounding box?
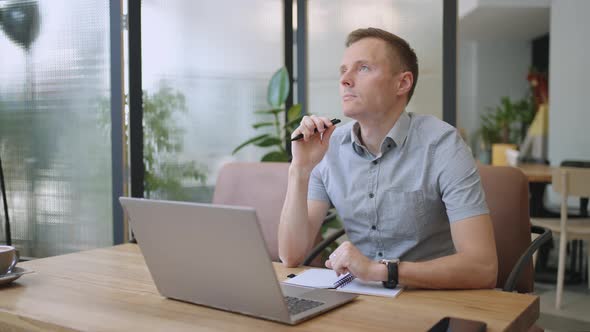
[459,3,550,41]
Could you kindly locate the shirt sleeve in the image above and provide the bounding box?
[435,129,489,223]
[307,162,331,202]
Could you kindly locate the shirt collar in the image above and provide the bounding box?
[340,111,411,156]
[387,111,410,148]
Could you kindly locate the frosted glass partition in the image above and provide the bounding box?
[0,0,113,257]
[141,0,283,202]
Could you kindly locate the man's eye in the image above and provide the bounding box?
[359,65,369,72]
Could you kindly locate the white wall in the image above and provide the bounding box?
[457,41,478,142]
[460,0,551,17]
[457,39,531,150]
[475,0,550,8]
[548,0,590,166]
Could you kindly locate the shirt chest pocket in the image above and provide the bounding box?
[378,189,426,239]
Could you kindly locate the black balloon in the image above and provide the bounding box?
[0,0,40,50]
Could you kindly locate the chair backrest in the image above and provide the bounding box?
[551,167,590,198]
[212,162,290,262]
[559,161,590,217]
[478,165,534,293]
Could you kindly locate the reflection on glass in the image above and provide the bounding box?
[141,0,283,202]
[308,0,442,121]
[0,0,112,257]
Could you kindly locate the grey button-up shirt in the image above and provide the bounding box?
[308,112,489,262]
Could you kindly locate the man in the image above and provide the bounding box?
[278,28,498,290]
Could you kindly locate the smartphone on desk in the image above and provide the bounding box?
[428,317,487,332]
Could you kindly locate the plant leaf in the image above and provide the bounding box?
[254,137,282,147]
[284,115,304,130]
[261,151,290,162]
[322,217,342,230]
[252,121,274,129]
[287,104,302,123]
[231,134,269,155]
[255,108,283,115]
[267,67,290,108]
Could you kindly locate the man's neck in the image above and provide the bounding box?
[357,109,404,156]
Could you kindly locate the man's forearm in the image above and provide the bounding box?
[364,252,497,289]
[396,253,497,289]
[278,166,315,267]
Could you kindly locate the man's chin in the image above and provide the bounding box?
[342,108,362,120]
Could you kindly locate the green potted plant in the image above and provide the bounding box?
[232,67,303,161]
[478,96,534,165]
[97,82,207,200]
[141,84,207,200]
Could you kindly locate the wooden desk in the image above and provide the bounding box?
[517,163,554,183]
[516,163,559,217]
[0,244,539,332]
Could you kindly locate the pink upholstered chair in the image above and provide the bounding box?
[212,162,325,266]
[479,165,551,332]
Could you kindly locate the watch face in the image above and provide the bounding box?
[380,258,399,264]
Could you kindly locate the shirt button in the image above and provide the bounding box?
[371,225,376,230]
[378,252,383,257]
[372,160,378,165]
[368,193,374,198]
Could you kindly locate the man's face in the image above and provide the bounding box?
[339,38,402,120]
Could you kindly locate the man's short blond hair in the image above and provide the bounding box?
[346,28,419,103]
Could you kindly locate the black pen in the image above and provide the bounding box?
[291,118,341,141]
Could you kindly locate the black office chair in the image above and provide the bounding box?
[303,220,345,266]
[0,154,12,246]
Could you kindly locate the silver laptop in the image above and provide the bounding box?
[119,197,357,325]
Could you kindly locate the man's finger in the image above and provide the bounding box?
[325,259,332,269]
[291,126,303,139]
[331,255,348,276]
[321,117,333,128]
[302,117,317,140]
[335,265,349,276]
[321,125,336,143]
[310,115,326,133]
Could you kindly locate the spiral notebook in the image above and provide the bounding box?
[283,269,403,298]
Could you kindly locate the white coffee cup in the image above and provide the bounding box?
[0,245,18,275]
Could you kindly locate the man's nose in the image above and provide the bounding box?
[340,71,354,87]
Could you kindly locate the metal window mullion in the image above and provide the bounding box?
[443,0,457,126]
[109,0,125,244]
[128,0,144,200]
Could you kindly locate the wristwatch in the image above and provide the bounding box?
[379,258,400,289]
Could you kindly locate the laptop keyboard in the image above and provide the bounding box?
[284,296,325,315]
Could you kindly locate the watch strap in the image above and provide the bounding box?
[380,259,398,289]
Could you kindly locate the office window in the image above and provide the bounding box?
[308,0,443,121]
[141,0,283,202]
[0,0,113,256]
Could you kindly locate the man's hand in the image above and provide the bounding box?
[290,115,336,173]
[325,241,382,281]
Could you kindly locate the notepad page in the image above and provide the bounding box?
[282,268,343,289]
[339,279,403,298]
[283,269,404,297]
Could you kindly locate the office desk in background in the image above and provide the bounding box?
[518,163,554,183]
[0,244,539,332]
[517,163,556,218]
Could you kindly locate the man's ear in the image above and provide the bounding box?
[396,72,413,97]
